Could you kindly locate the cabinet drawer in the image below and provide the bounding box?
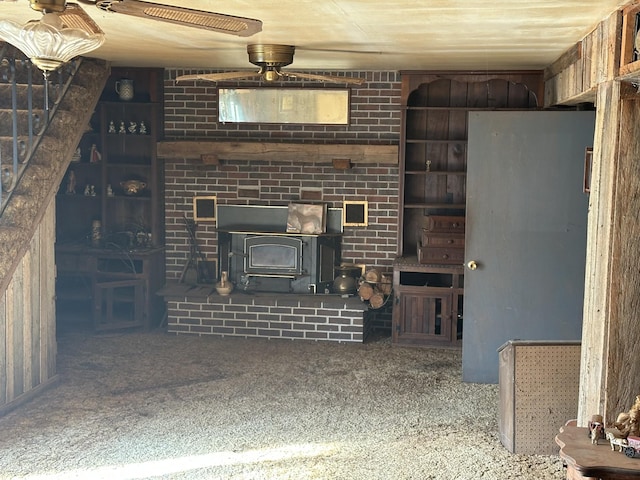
[418,246,465,265]
[424,215,465,233]
[421,232,465,248]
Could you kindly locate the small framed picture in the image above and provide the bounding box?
[193,196,217,222]
[343,201,368,227]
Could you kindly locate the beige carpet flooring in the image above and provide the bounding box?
[0,330,565,479]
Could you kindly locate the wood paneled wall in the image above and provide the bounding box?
[544,10,621,106]
[544,1,640,425]
[0,201,57,414]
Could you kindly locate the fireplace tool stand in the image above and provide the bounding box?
[180,215,213,285]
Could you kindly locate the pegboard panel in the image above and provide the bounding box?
[498,341,581,455]
[514,344,581,454]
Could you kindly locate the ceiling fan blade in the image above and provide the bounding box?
[95,0,262,37]
[280,71,364,85]
[58,3,104,35]
[176,70,262,83]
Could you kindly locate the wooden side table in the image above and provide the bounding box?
[556,422,640,479]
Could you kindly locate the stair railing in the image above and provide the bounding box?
[0,44,82,216]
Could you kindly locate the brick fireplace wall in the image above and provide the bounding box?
[160,70,401,341]
[162,70,401,280]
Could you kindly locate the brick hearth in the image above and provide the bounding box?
[162,284,369,343]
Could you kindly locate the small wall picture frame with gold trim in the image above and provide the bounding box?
[343,201,368,227]
[193,196,217,222]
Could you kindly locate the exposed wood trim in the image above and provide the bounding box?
[544,10,621,106]
[544,42,582,81]
[157,141,399,165]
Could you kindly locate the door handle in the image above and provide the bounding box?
[467,260,478,270]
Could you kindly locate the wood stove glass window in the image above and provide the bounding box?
[244,236,303,275]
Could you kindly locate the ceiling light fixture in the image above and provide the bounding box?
[0,2,104,74]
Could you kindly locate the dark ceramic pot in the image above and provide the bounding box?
[333,266,361,295]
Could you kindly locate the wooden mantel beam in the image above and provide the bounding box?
[157,141,399,165]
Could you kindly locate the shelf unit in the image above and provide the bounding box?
[393,71,543,347]
[55,67,165,331]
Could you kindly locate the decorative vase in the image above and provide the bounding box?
[115,78,134,101]
[216,271,234,296]
[333,265,361,295]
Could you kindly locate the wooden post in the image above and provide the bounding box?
[578,79,640,426]
[603,87,640,419]
[578,80,618,426]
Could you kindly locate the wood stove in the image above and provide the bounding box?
[217,205,343,294]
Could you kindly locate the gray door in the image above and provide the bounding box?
[462,111,595,383]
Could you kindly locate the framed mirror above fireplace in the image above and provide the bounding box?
[218,88,350,125]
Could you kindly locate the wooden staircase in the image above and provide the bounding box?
[0,55,109,290]
[0,50,110,414]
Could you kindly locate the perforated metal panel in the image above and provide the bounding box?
[498,340,581,455]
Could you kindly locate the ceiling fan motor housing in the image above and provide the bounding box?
[247,44,295,68]
[30,0,66,13]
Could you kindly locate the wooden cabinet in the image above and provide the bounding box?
[393,71,543,347]
[55,67,165,331]
[392,258,463,346]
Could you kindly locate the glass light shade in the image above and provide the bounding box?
[0,13,104,72]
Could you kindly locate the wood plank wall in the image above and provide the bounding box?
[546,2,640,425]
[0,200,57,412]
[544,11,621,107]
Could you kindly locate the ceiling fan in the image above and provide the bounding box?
[27,0,263,37]
[176,44,365,85]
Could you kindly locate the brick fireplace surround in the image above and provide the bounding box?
[160,70,400,342]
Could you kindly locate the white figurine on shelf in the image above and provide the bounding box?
[139,121,147,135]
[71,147,81,162]
[108,121,116,134]
[84,184,91,196]
[128,121,137,134]
[119,121,126,134]
[90,144,101,163]
[107,184,113,197]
